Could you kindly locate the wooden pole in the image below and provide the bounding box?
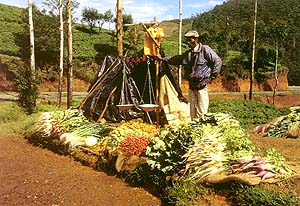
[28,0,35,79]
[178,0,182,87]
[249,0,257,100]
[66,0,73,108]
[116,0,123,56]
[58,0,64,107]
[155,61,160,127]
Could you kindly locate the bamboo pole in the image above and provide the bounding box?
[178,0,182,87]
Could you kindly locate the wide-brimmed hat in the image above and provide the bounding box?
[184,30,199,38]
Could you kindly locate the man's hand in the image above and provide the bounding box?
[210,72,218,80]
[156,54,164,61]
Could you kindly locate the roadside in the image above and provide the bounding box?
[0,136,162,206]
[1,86,299,101]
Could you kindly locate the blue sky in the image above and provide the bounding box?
[0,0,223,23]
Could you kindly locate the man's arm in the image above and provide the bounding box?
[162,53,187,66]
[203,46,222,79]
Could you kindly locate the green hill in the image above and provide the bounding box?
[0,1,299,85]
[0,4,25,57]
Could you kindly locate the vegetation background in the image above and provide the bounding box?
[1,1,300,205]
[0,0,299,91]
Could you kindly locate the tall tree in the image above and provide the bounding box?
[58,0,64,107]
[104,10,114,30]
[116,0,123,56]
[66,0,73,108]
[28,0,35,79]
[81,7,99,34]
[286,5,300,86]
[249,0,257,100]
[269,23,287,103]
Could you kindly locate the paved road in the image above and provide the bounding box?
[0,91,88,101]
[1,86,299,101]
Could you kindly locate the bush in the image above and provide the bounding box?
[209,98,289,128]
[14,63,39,114]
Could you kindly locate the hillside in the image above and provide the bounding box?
[191,0,300,85]
[0,1,299,87]
[0,4,25,57]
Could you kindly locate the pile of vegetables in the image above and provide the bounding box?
[33,109,294,184]
[146,113,293,182]
[34,108,113,148]
[146,113,257,181]
[97,120,159,156]
[119,135,150,156]
[267,106,300,138]
[231,151,292,180]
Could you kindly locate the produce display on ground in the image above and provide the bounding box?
[31,107,297,187]
[254,106,300,138]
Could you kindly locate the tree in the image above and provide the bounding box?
[116,0,123,56]
[249,0,257,100]
[66,0,73,108]
[122,14,133,25]
[81,7,99,34]
[104,10,114,30]
[14,0,39,114]
[28,0,35,78]
[58,0,64,107]
[285,5,300,86]
[269,23,287,103]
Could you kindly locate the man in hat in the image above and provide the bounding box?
[159,30,222,120]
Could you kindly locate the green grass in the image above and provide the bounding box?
[209,98,290,129]
[0,101,39,138]
[0,100,67,139]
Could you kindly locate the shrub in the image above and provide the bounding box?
[14,63,39,114]
[209,98,289,128]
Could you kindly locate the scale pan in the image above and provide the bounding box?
[139,104,159,112]
[116,104,134,111]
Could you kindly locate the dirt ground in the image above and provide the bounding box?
[0,136,162,206]
[0,87,299,206]
[1,133,300,206]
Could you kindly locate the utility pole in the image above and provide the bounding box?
[116,0,123,56]
[249,0,257,100]
[178,0,182,86]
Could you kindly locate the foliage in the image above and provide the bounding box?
[122,164,167,196]
[15,5,60,70]
[2,1,300,85]
[285,5,300,86]
[81,7,99,33]
[209,98,290,129]
[13,63,39,114]
[165,175,210,206]
[230,182,300,206]
[267,106,300,138]
[146,122,194,175]
[0,101,58,139]
[0,4,24,56]
[191,0,300,85]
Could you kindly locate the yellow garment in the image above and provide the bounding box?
[144,27,164,56]
[159,75,190,124]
